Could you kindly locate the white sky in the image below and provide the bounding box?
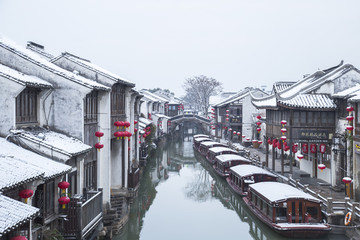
[1,0,360,97]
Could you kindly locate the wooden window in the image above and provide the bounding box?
[45,180,55,217]
[300,112,306,124]
[16,87,39,124]
[84,91,98,124]
[85,161,97,190]
[111,83,126,116]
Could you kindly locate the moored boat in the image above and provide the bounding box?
[243,182,331,238]
[193,137,212,150]
[193,134,210,139]
[206,146,240,164]
[213,154,251,178]
[199,141,228,156]
[226,165,277,196]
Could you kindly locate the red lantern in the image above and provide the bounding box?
[320,144,326,153]
[242,135,246,138]
[342,177,352,184]
[280,128,287,133]
[95,142,104,151]
[226,114,229,117]
[237,132,241,136]
[318,164,326,172]
[233,131,237,135]
[226,110,230,113]
[346,115,354,122]
[11,236,28,240]
[229,128,232,131]
[310,144,317,154]
[302,143,308,154]
[114,121,122,129]
[346,126,354,132]
[134,128,138,133]
[124,121,130,128]
[148,113,152,120]
[252,140,258,143]
[58,181,70,194]
[257,128,261,132]
[297,154,304,161]
[277,142,282,149]
[292,144,298,153]
[285,145,290,152]
[128,147,131,151]
[134,120,138,125]
[258,141,263,144]
[168,121,171,126]
[246,137,250,141]
[281,136,287,141]
[95,131,104,139]
[272,139,278,146]
[267,138,272,145]
[256,122,261,126]
[256,115,261,120]
[226,118,229,121]
[114,131,121,140]
[19,189,34,203]
[346,106,354,112]
[58,196,70,209]
[281,120,287,125]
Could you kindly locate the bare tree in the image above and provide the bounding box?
[182,75,222,114]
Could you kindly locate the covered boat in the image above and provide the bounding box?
[206,147,240,164]
[199,141,228,156]
[213,154,251,177]
[193,134,210,139]
[226,165,277,196]
[243,182,331,238]
[193,137,212,150]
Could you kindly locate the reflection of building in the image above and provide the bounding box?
[252,61,360,188]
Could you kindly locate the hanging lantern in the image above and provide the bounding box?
[94,142,104,151]
[124,121,131,129]
[212,126,216,130]
[280,136,287,141]
[168,121,171,126]
[342,177,352,184]
[58,196,70,209]
[252,140,258,143]
[134,120,138,125]
[134,128,138,133]
[258,141,263,144]
[19,189,33,203]
[226,118,229,121]
[346,106,354,112]
[237,132,241,136]
[256,122,261,126]
[114,121,122,129]
[242,135,246,138]
[114,131,121,140]
[257,128,261,132]
[229,128,232,131]
[277,142,282,150]
[318,164,326,172]
[280,128,287,133]
[233,131,237,135]
[267,138,272,145]
[297,154,304,161]
[281,120,287,125]
[95,131,104,141]
[256,115,261,120]
[292,144,298,153]
[58,181,70,194]
[346,115,354,122]
[246,137,250,141]
[11,237,28,240]
[226,114,229,117]
[226,110,230,113]
[346,126,354,132]
[302,143,308,154]
[320,144,326,153]
[310,144,317,154]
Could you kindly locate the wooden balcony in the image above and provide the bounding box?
[61,189,103,239]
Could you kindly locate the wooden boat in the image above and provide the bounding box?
[226,165,277,196]
[193,134,210,139]
[199,141,228,156]
[206,146,240,165]
[243,182,331,238]
[193,137,212,150]
[213,154,251,178]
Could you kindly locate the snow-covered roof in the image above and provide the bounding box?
[213,89,250,107]
[26,41,54,60]
[0,38,110,91]
[252,61,356,109]
[215,154,250,163]
[141,90,168,103]
[273,81,295,93]
[0,194,39,236]
[0,63,52,88]
[193,137,212,143]
[0,138,72,183]
[52,52,135,87]
[333,84,360,99]
[11,128,92,158]
[154,113,170,119]
[193,134,210,139]
[139,117,152,126]
[230,165,276,177]
[0,155,44,191]
[208,146,237,154]
[250,182,320,203]
[200,141,227,147]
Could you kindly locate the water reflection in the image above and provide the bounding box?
[115,139,349,240]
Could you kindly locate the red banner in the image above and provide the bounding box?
[292,144,298,153]
[302,143,308,154]
[320,144,326,153]
[310,144,317,154]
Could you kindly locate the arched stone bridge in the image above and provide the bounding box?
[168,113,211,136]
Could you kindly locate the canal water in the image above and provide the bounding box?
[115,139,349,240]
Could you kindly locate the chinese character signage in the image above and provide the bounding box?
[294,129,329,142]
[302,143,308,154]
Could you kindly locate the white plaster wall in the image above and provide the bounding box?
[334,69,360,94]
[111,139,122,187]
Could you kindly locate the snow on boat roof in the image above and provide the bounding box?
[0,155,44,191]
[54,52,135,87]
[232,143,246,150]
[230,165,276,177]
[208,146,237,154]
[200,141,226,147]
[0,194,39,236]
[139,117,152,126]
[0,63,52,88]
[11,128,92,157]
[0,138,72,181]
[193,134,210,138]
[250,182,320,203]
[194,137,212,143]
[0,38,110,91]
[216,154,250,163]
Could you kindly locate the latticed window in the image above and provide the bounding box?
[111,83,126,116]
[16,87,40,124]
[84,91,98,124]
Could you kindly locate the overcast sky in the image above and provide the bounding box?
[1,0,360,97]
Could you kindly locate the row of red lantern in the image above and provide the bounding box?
[114,131,132,140]
[58,181,70,209]
[114,121,131,129]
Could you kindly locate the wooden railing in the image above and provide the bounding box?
[61,189,103,239]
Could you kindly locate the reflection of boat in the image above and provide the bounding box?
[213,154,251,178]
[243,182,331,238]
[206,147,240,164]
[199,141,228,156]
[193,137,212,150]
[226,165,277,196]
